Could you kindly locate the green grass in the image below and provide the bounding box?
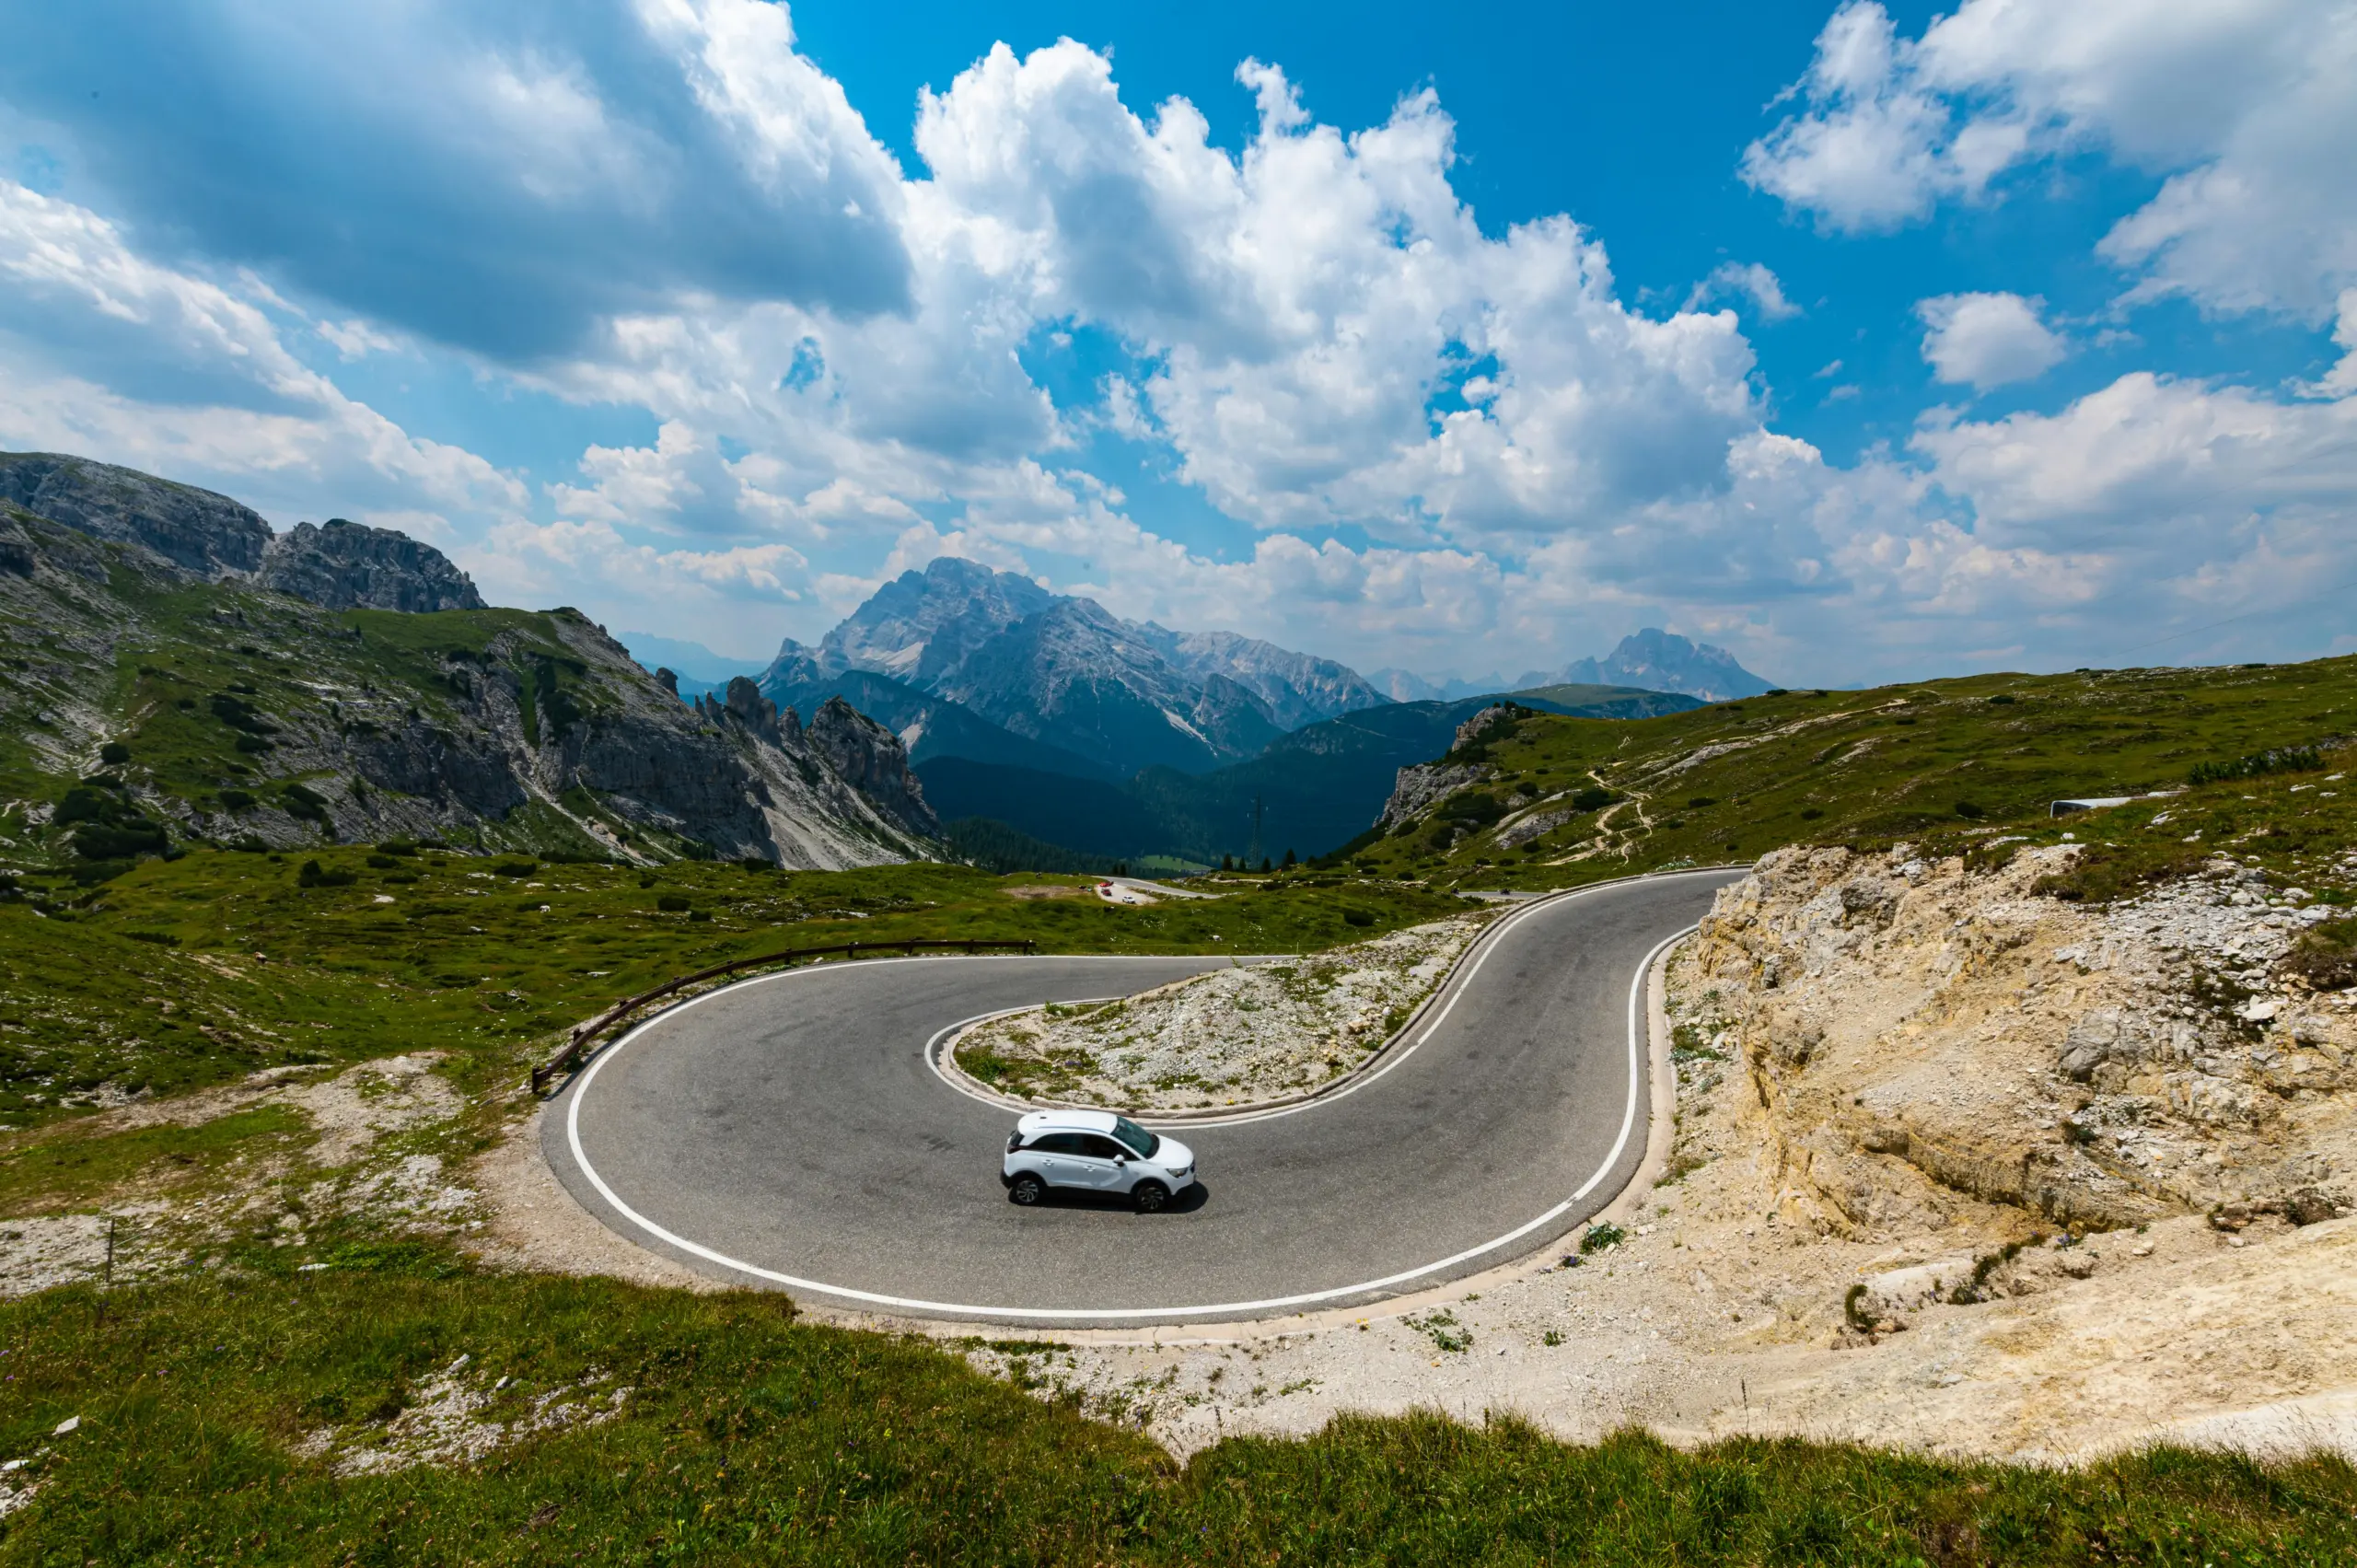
[1340,657,2357,895]
[0,854,1466,1130]
[3,1263,2351,1565]
[0,1104,309,1219]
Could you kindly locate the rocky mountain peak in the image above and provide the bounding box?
[707,674,800,745]
[256,517,485,612]
[1560,628,1772,703]
[792,555,1388,775]
[805,695,935,838]
[822,556,1053,682]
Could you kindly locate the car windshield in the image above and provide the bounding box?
[1110,1117,1160,1159]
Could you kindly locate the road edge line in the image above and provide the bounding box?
[555,877,1734,1326]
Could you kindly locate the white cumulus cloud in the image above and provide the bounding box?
[1917,293,2066,389]
[914,44,1765,543]
[1744,0,2357,320]
[1685,261,1801,322]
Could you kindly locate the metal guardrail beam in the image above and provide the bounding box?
[530,936,1038,1095]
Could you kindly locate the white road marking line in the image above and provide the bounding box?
[564,877,1721,1320]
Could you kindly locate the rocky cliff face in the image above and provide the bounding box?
[0,451,273,578]
[1373,705,1519,828]
[0,505,937,871]
[256,518,486,612]
[0,450,489,616]
[1686,842,2355,1237]
[1377,761,1488,829]
[804,695,936,839]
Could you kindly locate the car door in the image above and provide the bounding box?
[1072,1134,1132,1192]
[1028,1132,1086,1188]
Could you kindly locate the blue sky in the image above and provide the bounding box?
[1,0,2351,687]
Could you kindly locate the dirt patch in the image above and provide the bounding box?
[464,1106,721,1292]
[0,1054,474,1295]
[292,1353,630,1476]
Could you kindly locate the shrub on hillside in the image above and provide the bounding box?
[282,784,331,823]
[2189,747,2323,786]
[296,859,356,889]
[2286,918,2357,991]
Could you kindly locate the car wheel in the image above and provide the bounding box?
[1009,1174,1045,1206]
[1132,1179,1169,1214]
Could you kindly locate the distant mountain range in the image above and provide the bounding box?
[610,559,1750,870]
[614,632,765,691]
[916,683,1701,868]
[1373,629,1775,705]
[756,557,1389,777]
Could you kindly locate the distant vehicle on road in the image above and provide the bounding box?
[1003,1109,1195,1213]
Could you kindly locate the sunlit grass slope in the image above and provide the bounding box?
[1337,656,2357,894]
[5,1265,2353,1566]
[0,854,1464,1131]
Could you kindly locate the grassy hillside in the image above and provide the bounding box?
[1341,656,2357,894]
[8,659,2357,1560]
[5,1266,2351,1565]
[0,852,1467,1130]
[0,512,929,871]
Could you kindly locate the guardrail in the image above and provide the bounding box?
[530,937,1038,1095]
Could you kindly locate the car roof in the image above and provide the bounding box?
[1015,1109,1120,1133]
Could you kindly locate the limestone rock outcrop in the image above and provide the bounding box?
[1379,761,1489,828]
[0,451,485,616]
[256,517,485,612]
[0,450,273,578]
[1684,842,2357,1237]
[805,695,937,839]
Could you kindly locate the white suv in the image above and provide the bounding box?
[1002,1109,1196,1213]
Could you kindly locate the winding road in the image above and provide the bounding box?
[543,867,1742,1327]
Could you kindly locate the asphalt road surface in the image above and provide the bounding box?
[545,867,1742,1326]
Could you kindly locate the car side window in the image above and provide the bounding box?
[1078,1135,1127,1161]
[1029,1132,1085,1156]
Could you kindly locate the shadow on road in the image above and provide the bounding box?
[1008,1181,1213,1216]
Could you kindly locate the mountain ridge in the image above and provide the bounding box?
[1,451,489,613]
[762,557,1388,776]
[1375,629,1775,705]
[0,459,938,872]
